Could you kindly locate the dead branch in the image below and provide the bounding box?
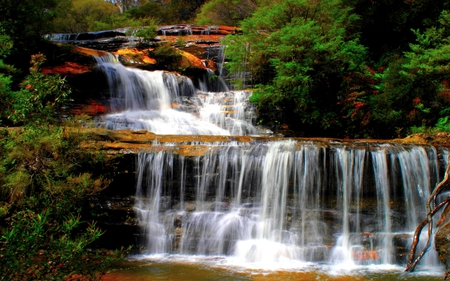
[405,156,450,272]
[405,197,450,272]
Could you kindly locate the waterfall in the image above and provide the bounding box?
[94,52,262,135]
[133,140,449,270]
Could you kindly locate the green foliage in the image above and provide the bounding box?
[90,13,134,31]
[223,1,450,138]
[126,17,159,42]
[6,54,71,125]
[0,0,68,42]
[342,0,450,62]
[148,43,182,70]
[51,0,162,35]
[158,0,207,24]
[0,208,123,281]
[0,0,72,70]
[368,10,450,137]
[53,0,120,33]
[125,1,164,23]
[410,116,450,134]
[224,0,367,136]
[0,124,127,280]
[175,36,186,47]
[1,35,74,126]
[134,26,158,42]
[195,0,258,26]
[106,0,207,24]
[368,59,418,135]
[403,10,450,79]
[0,28,126,280]
[0,34,17,125]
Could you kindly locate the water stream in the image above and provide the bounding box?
[95,52,263,135]
[132,142,446,272]
[93,54,448,279]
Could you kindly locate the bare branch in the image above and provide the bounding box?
[405,156,450,272]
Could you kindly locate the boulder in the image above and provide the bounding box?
[179,50,207,72]
[114,48,157,67]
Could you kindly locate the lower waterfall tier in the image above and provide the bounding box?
[132,140,449,270]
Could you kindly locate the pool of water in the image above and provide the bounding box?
[103,255,444,281]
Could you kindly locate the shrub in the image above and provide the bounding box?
[0,125,128,281]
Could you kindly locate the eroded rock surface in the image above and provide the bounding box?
[436,222,450,280]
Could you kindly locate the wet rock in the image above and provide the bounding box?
[41,61,91,77]
[436,221,450,277]
[115,48,156,67]
[80,30,126,40]
[179,50,207,72]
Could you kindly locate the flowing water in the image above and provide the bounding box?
[131,142,447,274]
[93,54,449,279]
[95,52,263,136]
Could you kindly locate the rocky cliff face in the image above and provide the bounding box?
[43,25,237,119]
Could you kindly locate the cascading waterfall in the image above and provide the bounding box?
[134,140,449,272]
[89,46,448,276]
[94,52,261,135]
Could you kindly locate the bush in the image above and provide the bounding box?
[148,43,182,70]
[0,125,128,281]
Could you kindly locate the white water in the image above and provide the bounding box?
[95,53,262,135]
[133,141,449,274]
[91,50,448,277]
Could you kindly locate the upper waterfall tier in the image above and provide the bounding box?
[94,54,267,136]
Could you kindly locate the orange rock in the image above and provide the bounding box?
[73,46,109,58]
[217,25,242,33]
[41,62,90,77]
[204,59,217,71]
[179,50,206,71]
[70,101,108,116]
[114,48,156,65]
[352,250,380,261]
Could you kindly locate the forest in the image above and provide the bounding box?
[1,0,450,280]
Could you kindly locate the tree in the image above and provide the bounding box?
[125,1,164,22]
[53,0,120,33]
[342,0,450,63]
[159,0,208,23]
[223,0,366,136]
[369,10,450,136]
[0,0,72,70]
[195,0,258,26]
